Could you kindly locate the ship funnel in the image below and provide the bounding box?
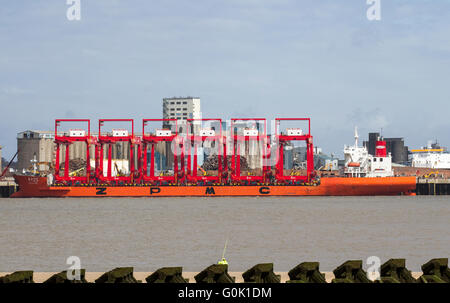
[375,140,387,157]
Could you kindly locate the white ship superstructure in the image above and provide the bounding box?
[411,142,450,169]
[343,128,393,177]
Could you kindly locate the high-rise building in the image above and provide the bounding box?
[163,97,201,129]
[158,97,201,169]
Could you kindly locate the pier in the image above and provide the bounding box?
[416,178,450,195]
[0,178,17,197]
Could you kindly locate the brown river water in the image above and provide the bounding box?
[0,196,448,272]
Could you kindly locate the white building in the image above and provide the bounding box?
[161,97,202,166]
[162,97,201,136]
[163,97,201,122]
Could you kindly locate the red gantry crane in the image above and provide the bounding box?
[96,119,138,185]
[54,119,92,185]
[230,118,269,185]
[275,118,315,184]
[141,119,181,185]
[186,119,225,184]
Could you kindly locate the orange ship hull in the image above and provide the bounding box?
[11,175,417,197]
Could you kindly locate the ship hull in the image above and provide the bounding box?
[11,175,417,197]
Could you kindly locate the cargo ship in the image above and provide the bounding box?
[11,119,417,197]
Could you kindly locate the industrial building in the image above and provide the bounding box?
[363,132,409,164]
[17,131,55,172]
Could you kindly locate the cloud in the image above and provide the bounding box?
[64,110,76,118]
[346,107,390,131]
[1,86,34,95]
[81,49,101,56]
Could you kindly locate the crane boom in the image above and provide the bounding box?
[1,150,19,178]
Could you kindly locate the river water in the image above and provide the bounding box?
[0,196,448,272]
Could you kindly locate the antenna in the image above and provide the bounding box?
[221,237,228,260]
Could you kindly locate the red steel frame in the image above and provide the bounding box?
[141,119,181,184]
[275,118,314,184]
[96,119,136,184]
[230,118,269,184]
[186,119,225,184]
[54,119,92,184]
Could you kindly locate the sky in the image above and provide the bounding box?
[1,0,450,159]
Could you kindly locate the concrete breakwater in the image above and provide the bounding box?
[0,259,448,283]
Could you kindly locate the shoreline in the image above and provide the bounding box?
[0,272,423,283]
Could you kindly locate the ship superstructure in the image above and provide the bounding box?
[344,128,393,178]
[411,141,450,169]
